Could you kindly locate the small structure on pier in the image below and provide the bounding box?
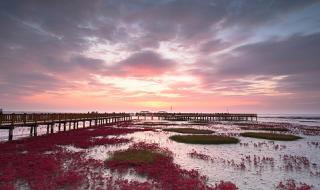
[135,112,258,121]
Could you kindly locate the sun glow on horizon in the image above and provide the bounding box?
[139,101,170,109]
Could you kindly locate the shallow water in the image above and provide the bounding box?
[259,114,320,127]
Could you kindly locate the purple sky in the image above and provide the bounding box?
[1,0,320,113]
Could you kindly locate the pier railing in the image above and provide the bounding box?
[0,112,132,141]
[0,112,129,126]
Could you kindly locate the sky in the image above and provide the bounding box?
[0,0,320,114]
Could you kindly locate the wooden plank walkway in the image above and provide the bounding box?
[0,112,132,141]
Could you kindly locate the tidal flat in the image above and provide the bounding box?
[0,119,319,190]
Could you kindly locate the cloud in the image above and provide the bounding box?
[1,0,320,112]
[217,33,320,77]
[191,33,320,96]
[41,55,106,74]
[106,50,176,77]
[0,72,68,98]
[199,39,231,53]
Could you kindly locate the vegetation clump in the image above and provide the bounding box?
[105,142,237,190]
[240,132,302,141]
[163,128,214,134]
[169,135,239,144]
[276,179,312,190]
[107,149,166,164]
[0,123,154,190]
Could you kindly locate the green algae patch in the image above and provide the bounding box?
[240,132,302,141]
[169,135,239,144]
[163,128,214,134]
[107,149,165,164]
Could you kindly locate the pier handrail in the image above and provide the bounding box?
[0,112,130,126]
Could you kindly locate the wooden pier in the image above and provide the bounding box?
[0,111,257,141]
[0,112,132,141]
[136,112,258,122]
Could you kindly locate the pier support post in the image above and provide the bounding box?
[47,124,50,134]
[34,125,37,136]
[30,126,33,137]
[50,124,54,133]
[8,127,13,141]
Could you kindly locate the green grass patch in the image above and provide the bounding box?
[107,149,164,164]
[240,127,289,132]
[163,128,214,134]
[240,132,302,141]
[169,135,239,144]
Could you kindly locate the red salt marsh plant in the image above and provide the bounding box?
[300,127,320,136]
[106,142,238,190]
[188,150,246,171]
[72,137,130,149]
[0,126,151,153]
[0,124,155,190]
[0,150,90,190]
[276,179,312,190]
[307,141,320,148]
[240,141,286,150]
[188,150,211,161]
[281,155,311,171]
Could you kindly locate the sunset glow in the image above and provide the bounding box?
[1,0,320,113]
